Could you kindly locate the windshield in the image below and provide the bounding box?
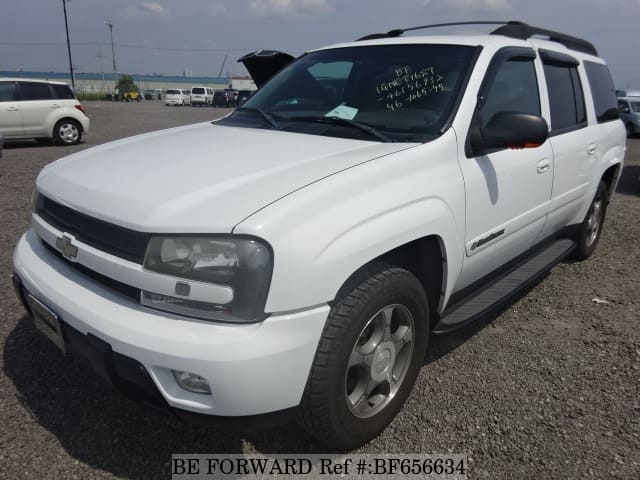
[632,102,640,113]
[220,44,477,142]
[192,88,205,94]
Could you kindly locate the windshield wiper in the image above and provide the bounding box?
[288,116,393,143]
[236,107,280,129]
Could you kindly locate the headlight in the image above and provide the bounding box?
[142,236,272,323]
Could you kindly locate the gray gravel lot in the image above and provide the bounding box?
[1,102,638,479]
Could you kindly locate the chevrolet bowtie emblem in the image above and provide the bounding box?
[56,234,78,260]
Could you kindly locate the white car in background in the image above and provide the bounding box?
[165,89,189,106]
[0,78,89,145]
[190,86,212,106]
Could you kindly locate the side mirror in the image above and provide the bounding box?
[474,111,548,154]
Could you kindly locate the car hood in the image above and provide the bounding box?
[36,122,415,233]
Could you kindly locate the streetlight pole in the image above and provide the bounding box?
[104,21,117,87]
[62,0,75,91]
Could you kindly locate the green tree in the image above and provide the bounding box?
[116,75,137,93]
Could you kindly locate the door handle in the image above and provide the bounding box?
[50,104,61,109]
[536,159,550,174]
[587,144,597,156]
[7,106,19,112]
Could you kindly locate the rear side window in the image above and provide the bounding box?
[51,84,75,99]
[543,63,586,132]
[584,62,619,123]
[0,82,17,102]
[19,82,54,100]
[480,58,541,128]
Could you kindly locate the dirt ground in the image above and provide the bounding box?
[0,101,638,479]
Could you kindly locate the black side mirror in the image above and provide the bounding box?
[473,111,548,154]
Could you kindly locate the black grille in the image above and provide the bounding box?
[36,195,150,264]
[41,240,141,303]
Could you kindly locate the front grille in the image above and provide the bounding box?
[42,240,141,303]
[36,195,150,264]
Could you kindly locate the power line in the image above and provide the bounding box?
[0,41,274,53]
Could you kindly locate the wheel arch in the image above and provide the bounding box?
[53,116,84,134]
[332,235,448,327]
[601,163,622,200]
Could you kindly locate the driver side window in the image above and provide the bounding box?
[480,59,540,128]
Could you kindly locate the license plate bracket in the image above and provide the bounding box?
[26,294,66,353]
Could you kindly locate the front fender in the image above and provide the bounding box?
[234,133,465,313]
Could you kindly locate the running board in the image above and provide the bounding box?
[433,238,576,335]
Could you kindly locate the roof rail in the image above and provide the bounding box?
[490,22,597,56]
[356,20,598,56]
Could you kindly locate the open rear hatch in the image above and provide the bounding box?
[238,50,295,88]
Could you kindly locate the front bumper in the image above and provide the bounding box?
[13,229,328,417]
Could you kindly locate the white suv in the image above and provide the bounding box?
[0,78,89,145]
[12,22,625,449]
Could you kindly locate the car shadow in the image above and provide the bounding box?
[1,140,86,150]
[616,164,640,196]
[2,316,331,479]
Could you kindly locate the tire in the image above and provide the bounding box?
[627,123,635,138]
[297,263,429,450]
[571,180,608,261]
[53,119,81,146]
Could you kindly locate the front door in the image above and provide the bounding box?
[456,48,553,289]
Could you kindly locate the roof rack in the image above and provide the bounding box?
[356,20,598,56]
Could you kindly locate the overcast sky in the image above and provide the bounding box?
[1,0,638,87]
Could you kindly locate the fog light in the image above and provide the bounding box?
[172,370,212,395]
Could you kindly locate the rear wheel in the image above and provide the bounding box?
[297,263,429,450]
[572,180,608,261]
[53,119,81,145]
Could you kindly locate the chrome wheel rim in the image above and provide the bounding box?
[586,198,603,247]
[345,304,415,418]
[58,123,79,143]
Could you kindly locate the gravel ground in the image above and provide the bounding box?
[0,102,638,479]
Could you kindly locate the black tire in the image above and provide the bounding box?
[571,180,608,261]
[627,123,635,138]
[53,119,81,146]
[297,263,429,450]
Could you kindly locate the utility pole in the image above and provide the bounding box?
[97,49,105,93]
[104,21,117,88]
[62,0,75,91]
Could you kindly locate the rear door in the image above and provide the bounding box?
[457,47,554,289]
[537,50,591,237]
[0,81,23,138]
[17,81,57,136]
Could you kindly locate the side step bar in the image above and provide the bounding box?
[433,238,576,335]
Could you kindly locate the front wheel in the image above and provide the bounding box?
[297,263,429,450]
[53,119,81,145]
[572,180,608,261]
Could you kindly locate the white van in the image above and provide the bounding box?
[190,86,212,106]
[0,78,89,145]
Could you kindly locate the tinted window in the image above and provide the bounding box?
[584,62,619,123]
[19,82,54,100]
[51,84,74,99]
[481,59,540,128]
[632,101,640,113]
[192,88,205,94]
[166,89,181,94]
[543,63,586,132]
[0,82,17,102]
